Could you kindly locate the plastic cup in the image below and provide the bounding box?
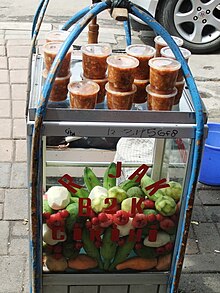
[42,42,72,77]
[81,74,108,104]
[105,82,136,110]
[107,55,139,92]
[46,30,70,43]
[160,47,191,81]
[154,35,184,57]
[42,69,71,102]
[149,57,181,92]
[81,43,112,79]
[174,80,185,105]
[68,80,100,109]
[133,79,149,104]
[126,44,156,80]
[146,84,177,111]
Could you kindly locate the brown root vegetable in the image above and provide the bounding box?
[46,255,68,271]
[68,254,98,270]
[156,253,172,271]
[116,256,157,271]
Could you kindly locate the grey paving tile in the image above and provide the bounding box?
[179,273,220,293]
[10,162,27,188]
[4,189,28,220]
[11,221,29,237]
[0,139,13,162]
[0,83,10,99]
[0,162,11,187]
[9,238,29,256]
[12,118,26,139]
[10,69,28,84]
[7,45,30,57]
[0,188,5,202]
[12,100,26,118]
[0,255,26,293]
[0,221,9,255]
[193,223,220,253]
[0,56,7,69]
[15,139,27,162]
[204,206,220,223]
[11,84,26,100]
[0,118,12,138]
[0,45,6,56]
[191,205,207,223]
[9,57,29,70]
[0,100,11,118]
[0,203,3,219]
[0,69,9,83]
[183,254,220,273]
[198,189,220,205]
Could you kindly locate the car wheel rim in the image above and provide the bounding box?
[173,0,220,44]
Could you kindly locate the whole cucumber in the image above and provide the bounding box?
[100,227,117,270]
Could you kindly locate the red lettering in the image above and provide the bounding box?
[58,174,83,194]
[148,229,158,242]
[52,226,65,240]
[128,164,149,182]
[111,227,120,242]
[128,229,142,242]
[131,198,144,216]
[108,161,122,178]
[145,178,170,196]
[78,198,92,217]
[104,197,117,214]
[73,227,82,241]
[89,229,102,242]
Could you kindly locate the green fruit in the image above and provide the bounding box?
[141,174,163,201]
[119,177,139,191]
[103,162,117,190]
[108,186,127,203]
[127,186,144,198]
[83,167,101,192]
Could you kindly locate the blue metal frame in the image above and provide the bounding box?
[30,1,205,292]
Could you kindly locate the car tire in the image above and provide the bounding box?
[156,0,220,54]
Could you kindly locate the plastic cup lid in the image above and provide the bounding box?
[81,43,112,56]
[107,55,139,68]
[154,35,184,47]
[42,69,71,80]
[105,82,137,95]
[148,57,181,71]
[146,84,177,98]
[43,41,73,54]
[134,79,149,84]
[46,30,70,42]
[126,44,156,57]
[68,80,100,95]
[161,46,191,60]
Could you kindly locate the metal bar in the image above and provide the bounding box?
[26,0,50,120]
[30,3,109,292]
[61,6,91,31]
[130,5,205,293]
[123,19,132,46]
[151,139,166,181]
[46,161,151,168]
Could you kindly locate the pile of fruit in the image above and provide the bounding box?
[43,163,182,272]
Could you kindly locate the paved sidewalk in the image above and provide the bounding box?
[0,20,220,293]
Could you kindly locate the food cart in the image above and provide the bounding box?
[27,1,208,292]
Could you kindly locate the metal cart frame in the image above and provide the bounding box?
[27,1,207,292]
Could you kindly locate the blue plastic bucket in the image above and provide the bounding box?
[199,123,220,185]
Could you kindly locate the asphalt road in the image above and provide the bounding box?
[0,0,91,22]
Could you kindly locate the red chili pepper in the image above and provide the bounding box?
[148,229,158,242]
[113,210,129,225]
[132,213,148,228]
[91,216,99,226]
